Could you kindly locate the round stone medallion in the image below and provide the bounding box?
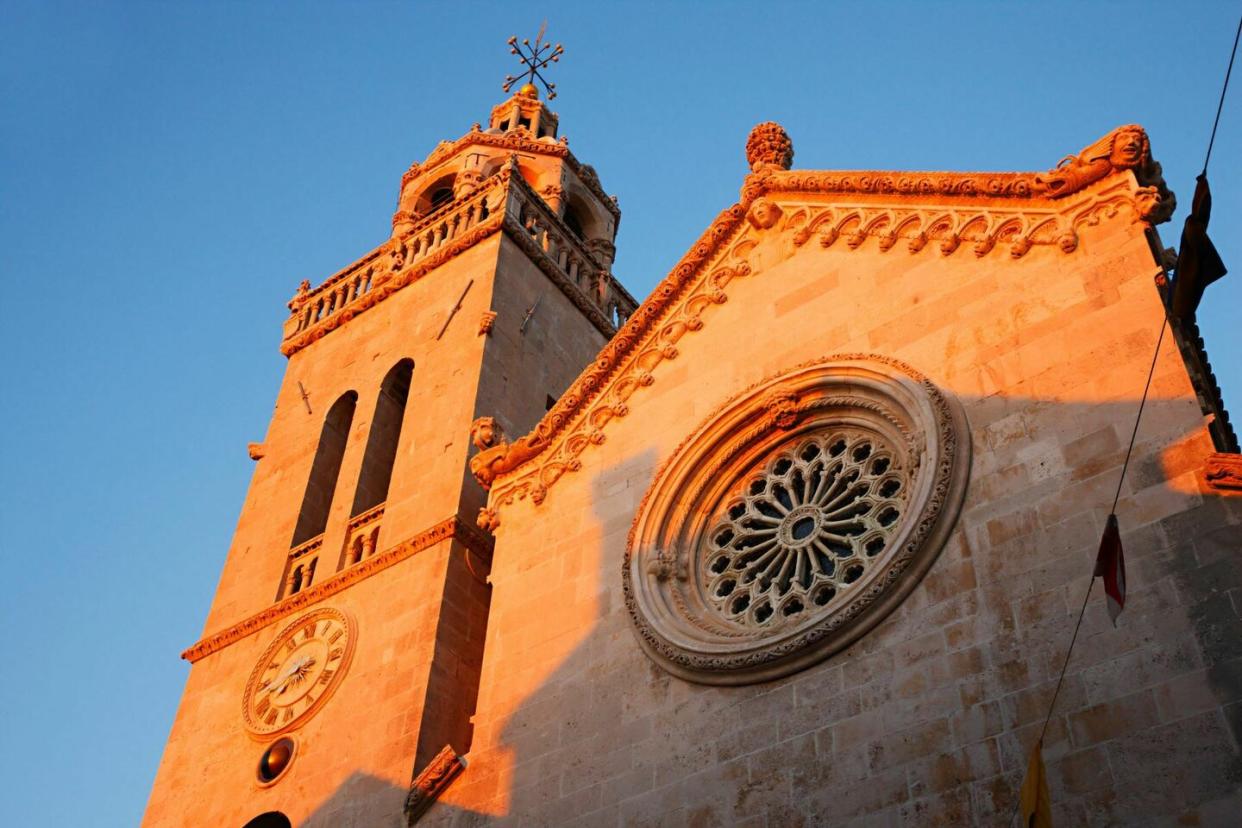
[623,355,970,685]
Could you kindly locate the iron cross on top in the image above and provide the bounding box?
[503,23,564,100]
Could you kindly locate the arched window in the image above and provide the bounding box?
[351,360,413,516]
[242,813,291,828]
[291,392,357,547]
[429,187,454,210]
[562,204,585,241]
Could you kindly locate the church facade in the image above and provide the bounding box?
[144,81,1242,826]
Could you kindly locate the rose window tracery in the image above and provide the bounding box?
[705,431,908,627]
[624,356,970,685]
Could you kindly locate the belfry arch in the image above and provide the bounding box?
[290,391,357,548]
[352,359,414,516]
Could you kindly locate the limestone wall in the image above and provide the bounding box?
[430,199,1241,825]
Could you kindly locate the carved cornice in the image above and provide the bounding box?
[482,126,1173,524]
[405,745,465,825]
[181,516,494,663]
[1204,453,1242,493]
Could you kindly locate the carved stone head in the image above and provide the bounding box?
[1109,125,1149,169]
[470,416,504,451]
[747,197,783,230]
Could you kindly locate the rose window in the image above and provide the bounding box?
[705,431,907,627]
[624,356,970,685]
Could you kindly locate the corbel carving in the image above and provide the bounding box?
[247,442,266,461]
[469,417,547,491]
[1204,453,1242,493]
[404,745,465,825]
[1034,124,1174,217]
[746,197,783,230]
[478,310,497,336]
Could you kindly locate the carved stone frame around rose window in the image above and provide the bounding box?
[623,355,971,685]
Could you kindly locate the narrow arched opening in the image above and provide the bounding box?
[291,391,357,547]
[351,360,414,516]
[562,204,586,241]
[242,812,291,828]
[429,186,454,210]
[414,173,457,216]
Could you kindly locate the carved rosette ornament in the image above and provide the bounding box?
[624,356,970,685]
[746,122,794,173]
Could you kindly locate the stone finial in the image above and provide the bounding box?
[746,122,794,173]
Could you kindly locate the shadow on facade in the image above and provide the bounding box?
[308,395,1240,826]
[300,770,408,828]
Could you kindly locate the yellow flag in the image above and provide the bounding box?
[1019,738,1053,828]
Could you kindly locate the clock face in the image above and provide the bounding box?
[242,607,355,736]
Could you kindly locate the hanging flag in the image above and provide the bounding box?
[1170,173,1228,321]
[1019,738,1053,828]
[1094,513,1126,625]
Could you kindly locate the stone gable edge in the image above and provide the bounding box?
[481,127,1179,528]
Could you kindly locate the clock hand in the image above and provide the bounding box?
[260,655,314,693]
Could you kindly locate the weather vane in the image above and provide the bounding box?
[503,22,564,100]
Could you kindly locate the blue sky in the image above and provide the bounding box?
[1,2,1238,824]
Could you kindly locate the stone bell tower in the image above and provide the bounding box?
[143,48,637,826]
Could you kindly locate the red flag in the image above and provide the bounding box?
[1094,513,1126,625]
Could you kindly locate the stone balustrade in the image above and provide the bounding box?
[281,166,636,351]
[504,175,637,329]
[285,534,323,596]
[343,502,385,567]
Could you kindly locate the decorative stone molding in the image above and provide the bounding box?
[405,745,466,825]
[181,516,494,663]
[781,178,1150,259]
[623,356,970,684]
[756,124,1171,210]
[1204,453,1242,493]
[481,125,1174,523]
